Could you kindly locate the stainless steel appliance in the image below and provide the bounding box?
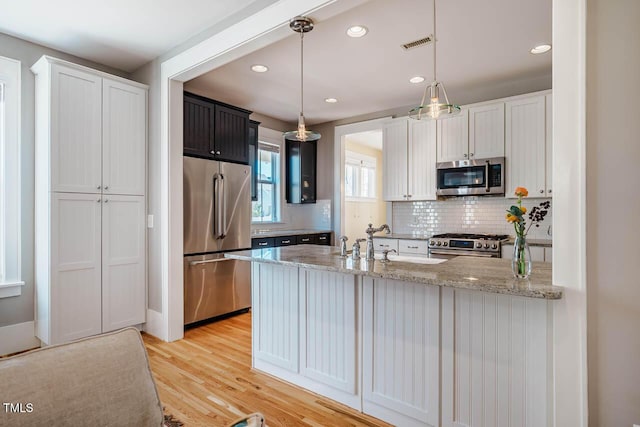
[428,233,509,259]
[183,156,252,325]
[436,156,505,196]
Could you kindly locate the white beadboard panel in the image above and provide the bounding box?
[442,288,551,427]
[300,269,357,394]
[469,102,505,159]
[102,79,147,196]
[382,118,408,201]
[392,197,553,240]
[436,109,469,162]
[51,64,102,193]
[362,277,440,427]
[49,193,102,344]
[102,195,146,332]
[505,96,546,198]
[408,119,437,200]
[252,262,300,372]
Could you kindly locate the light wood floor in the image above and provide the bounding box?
[142,312,391,427]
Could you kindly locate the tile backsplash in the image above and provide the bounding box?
[392,197,553,239]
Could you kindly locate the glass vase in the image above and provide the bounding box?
[512,235,532,279]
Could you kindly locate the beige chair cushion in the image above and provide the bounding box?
[0,327,163,427]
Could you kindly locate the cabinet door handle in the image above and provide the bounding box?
[97,198,101,203]
[469,153,474,157]
[104,186,109,190]
[97,185,101,190]
[540,189,544,194]
[104,199,109,203]
[210,150,215,155]
[464,153,468,158]
[548,189,552,194]
[216,151,221,155]
[281,240,290,244]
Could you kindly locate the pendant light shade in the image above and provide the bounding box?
[409,0,460,120]
[284,16,321,142]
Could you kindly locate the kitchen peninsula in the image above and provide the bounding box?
[227,245,561,427]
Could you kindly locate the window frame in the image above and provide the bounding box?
[0,55,23,298]
[252,142,281,223]
[344,150,377,202]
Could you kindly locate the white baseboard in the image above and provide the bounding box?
[142,309,164,340]
[0,321,41,356]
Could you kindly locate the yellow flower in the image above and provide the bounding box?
[520,206,527,214]
[514,187,529,197]
[506,213,520,223]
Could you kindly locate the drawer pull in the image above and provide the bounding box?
[319,236,327,240]
[407,246,419,249]
[258,242,268,246]
[281,240,291,244]
[301,238,310,242]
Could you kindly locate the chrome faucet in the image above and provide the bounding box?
[339,236,349,257]
[365,223,391,260]
[352,238,366,260]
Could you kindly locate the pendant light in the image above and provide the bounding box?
[409,0,460,120]
[284,16,321,142]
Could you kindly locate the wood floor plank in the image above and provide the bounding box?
[143,312,391,427]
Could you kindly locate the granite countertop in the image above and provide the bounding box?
[226,245,562,300]
[505,237,553,247]
[251,229,333,238]
[372,233,431,241]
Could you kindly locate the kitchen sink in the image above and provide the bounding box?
[377,254,447,264]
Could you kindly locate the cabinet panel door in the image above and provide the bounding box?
[362,277,440,426]
[51,193,102,344]
[214,105,249,163]
[469,102,505,159]
[248,120,259,201]
[300,270,357,395]
[442,289,549,427]
[436,109,469,162]
[252,263,299,372]
[50,64,102,193]
[103,79,146,195]
[382,119,408,201]
[183,94,215,158]
[102,195,146,332]
[545,94,553,196]
[505,96,546,198]
[408,119,437,200]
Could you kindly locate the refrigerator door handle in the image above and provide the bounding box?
[220,173,226,238]
[213,173,223,239]
[189,258,232,266]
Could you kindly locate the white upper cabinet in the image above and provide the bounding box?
[382,118,409,201]
[545,94,553,196]
[505,95,548,198]
[408,119,437,200]
[102,79,147,195]
[383,118,437,201]
[50,64,103,193]
[436,109,469,162]
[469,102,505,159]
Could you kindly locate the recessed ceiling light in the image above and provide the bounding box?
[346,25,368,38]
[325,98,338,103]
[250,64,269,73]
[409,76,425,84]
[530,44,551,54]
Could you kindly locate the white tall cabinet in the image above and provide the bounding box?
[382,118,437,201]
[33,56,148,345]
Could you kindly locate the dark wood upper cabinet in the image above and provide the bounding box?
[183,92,251,164]
[286,138,317,204]
[248,120,260,201]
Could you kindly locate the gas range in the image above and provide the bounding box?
[428,233,510,258]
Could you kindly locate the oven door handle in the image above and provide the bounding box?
[485,160,491,192]
[429,249,497,258]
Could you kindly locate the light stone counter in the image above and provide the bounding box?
[226,244,562,299]
[370,233,431,240]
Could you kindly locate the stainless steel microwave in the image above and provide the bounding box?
[436,157,505,196]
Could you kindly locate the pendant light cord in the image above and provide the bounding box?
[433,0,437,82]
[300,31,304,117]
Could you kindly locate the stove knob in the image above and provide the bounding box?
[436,241,442,246]
[443,242,448,247]
[484,243,490,249]
[475,242,482,248]
[491,243,497,249]
[429,241,436,246]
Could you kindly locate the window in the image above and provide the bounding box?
[0,55,23,298]
[252,142,281,222]
[345,151,376,200]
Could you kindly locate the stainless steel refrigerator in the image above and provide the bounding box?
[183,156,252,325]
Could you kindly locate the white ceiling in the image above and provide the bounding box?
[186,0,552,125]
[0,0,268,72]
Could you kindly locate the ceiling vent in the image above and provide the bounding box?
[401,35,434,51]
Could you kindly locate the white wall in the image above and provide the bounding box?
[586,0,640,425]
[0,32,130,328]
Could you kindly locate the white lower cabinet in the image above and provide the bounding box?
[441,288,550,427]
[251,263,552,427]
[362,277,440,427]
